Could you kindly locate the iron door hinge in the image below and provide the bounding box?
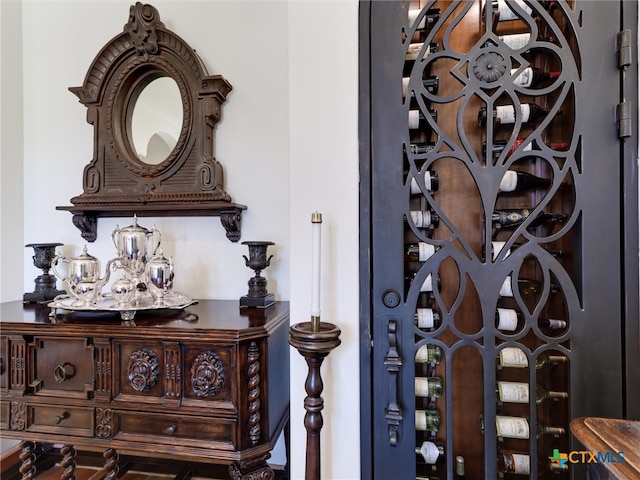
[617,30,632,69]
[617,102,632,139]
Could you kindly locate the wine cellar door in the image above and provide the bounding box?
[359,1,639,479]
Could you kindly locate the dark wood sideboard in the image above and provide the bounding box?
[0,300,290,480]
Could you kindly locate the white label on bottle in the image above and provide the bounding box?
[411,211,432,228]
[496,416,530,439]
[406,42,434,61]
[492,241,511,261]
[419,441,440,464]
[512,67,534,87]
[499,276,514,297]
[497,308,518,331]
[546,319,567,329]
[408,110,420,129]
[499,170,518,192]
[511,454,531,474]
[499,347,528,367]
[415,410,427,431]
[497,0,532,21]
[421,274,434,292]
[402,77,410,98]
[523,141,533,152]
[500,33,531,50]
[498,381,529,403]
[418,242,436,261]
[521,103,531,122]
[410,171,433,195]
[408,9,426,29]
[496,105,516,124]
[416,308,435,329]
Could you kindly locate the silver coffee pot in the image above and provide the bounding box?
[111,215,161,283]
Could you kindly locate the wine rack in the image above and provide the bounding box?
[361,1,638,479]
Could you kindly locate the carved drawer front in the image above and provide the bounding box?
[114,411,234,447]
[114,341,168,403]
[26,404,94,437]
[29,337,94,398]
[182,345,234,409]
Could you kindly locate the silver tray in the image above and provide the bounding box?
[48,291,197,323]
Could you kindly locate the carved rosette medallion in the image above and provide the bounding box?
[127,349,160,392]
[190,351,225,397]
[95,408,114,438]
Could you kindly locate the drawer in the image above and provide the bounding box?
[26,404,94,437]
[113,410,235,448]
[29,337,94,398]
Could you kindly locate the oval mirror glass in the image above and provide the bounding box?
[130,77,183,165]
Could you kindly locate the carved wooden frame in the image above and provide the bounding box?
[57,2,246,242]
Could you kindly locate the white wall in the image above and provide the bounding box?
[3,1,360,479]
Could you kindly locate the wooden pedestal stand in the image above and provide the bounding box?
[289,320,341,480]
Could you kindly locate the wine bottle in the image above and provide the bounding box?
[499,276,561,298]
[407,210,440,229]
[496,415,565,439]
[492,208,567,229]
[483,0,533,22]
[409,142,438,156]
[535,353,568,369]
[483,138,569,160]
[539,318,568,329]
[497,381,569,404]
[498,348,568,369]
[415,409,441,432]
[498,169,552,193]
[415,344,443,364]
[489,240,564,261]
[408,8,441,31]
[402,76,439,99]
[409,109,438,130]
[511,67,560,88]
[456,456,465,480]
[415,308,442,330]
[406,42,439,62]
[495,307,524,332]
[410,171,439,196]
[497,452,530,475]
[407,273,442,293]
[478,103,548,126]
[415,440,445,464]
[498,32,557,50]
[406,242,442,261]
[497,452,569,475]
[415,376,443,398]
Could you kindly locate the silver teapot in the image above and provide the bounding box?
[111,215,161,282]
[51,245,112,306]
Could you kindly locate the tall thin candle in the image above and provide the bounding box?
[311,212,322,331]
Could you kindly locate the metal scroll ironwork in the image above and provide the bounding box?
[403,1,581,477]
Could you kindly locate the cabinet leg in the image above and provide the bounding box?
[229,454,274,480]
[18,441,36,480]
[102,448,119,480]
[59,445,76,480]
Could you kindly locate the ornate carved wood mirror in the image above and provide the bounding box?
[57,2,245,242]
